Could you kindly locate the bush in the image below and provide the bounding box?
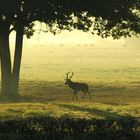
[0,117,139,140]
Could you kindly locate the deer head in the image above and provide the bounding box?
[65,72,74,85]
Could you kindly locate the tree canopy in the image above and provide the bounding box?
[0,0,140,38]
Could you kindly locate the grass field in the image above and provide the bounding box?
[0,45,140,121]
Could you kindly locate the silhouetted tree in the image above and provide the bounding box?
[0,0,140,100]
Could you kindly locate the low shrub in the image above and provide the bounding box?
[0,117,139,140]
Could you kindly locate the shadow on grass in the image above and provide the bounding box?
[101,102,128,106]
[56,103,132,120]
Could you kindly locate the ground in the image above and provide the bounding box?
[0,45,140,121]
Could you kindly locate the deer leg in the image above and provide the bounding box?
[72,91,75,100]
[75,91,78,100]
[74,90,78,100]
[82,90,87,99]
[72,90,77,100]
[87,90,91,99]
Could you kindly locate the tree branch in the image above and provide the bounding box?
[9,27,16,34]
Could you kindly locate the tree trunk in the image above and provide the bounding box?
[11,26,24,97]
[0,25,12,100]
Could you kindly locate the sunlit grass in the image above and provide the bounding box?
[0,45,140,121]
[0,101,139,121]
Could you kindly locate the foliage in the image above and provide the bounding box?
[0,117,139,140]
[0,0,140,38]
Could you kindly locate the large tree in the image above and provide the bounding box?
[0,0,140,100]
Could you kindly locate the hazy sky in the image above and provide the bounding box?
[10,22,140,48]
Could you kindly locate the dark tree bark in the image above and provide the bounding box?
[11,26,24,97]
[0,23,24,100]
[0,24,12,100]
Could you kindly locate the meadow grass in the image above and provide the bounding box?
[0,45,140,121]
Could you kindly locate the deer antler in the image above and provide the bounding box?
[65,72,74,79]
[69,72,74,79]
[65,72,70,79]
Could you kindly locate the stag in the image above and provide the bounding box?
[65,72,91,100]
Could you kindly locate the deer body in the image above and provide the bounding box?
[65,72,91,100]
[66,80,89,91]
